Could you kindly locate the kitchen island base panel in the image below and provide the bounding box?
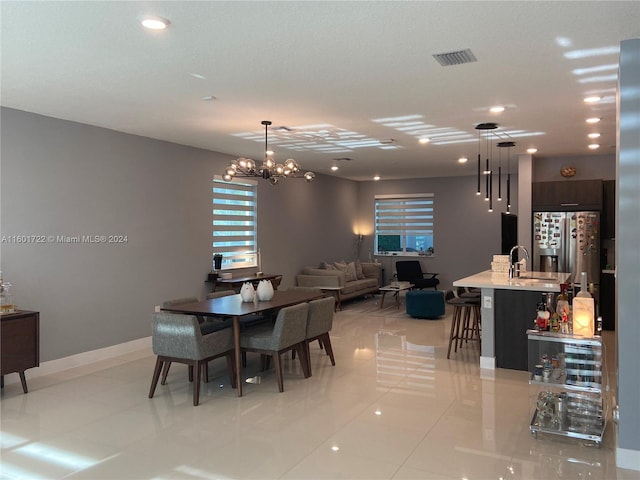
[495,289,544,371]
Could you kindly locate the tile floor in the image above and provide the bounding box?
[1,295,639,479]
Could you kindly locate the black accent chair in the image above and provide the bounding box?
[395,261,440,290]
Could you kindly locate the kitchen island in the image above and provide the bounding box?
[454,270,571,371]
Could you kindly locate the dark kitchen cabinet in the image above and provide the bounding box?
[600,272,615,330]
[532,180,603,211]
[1,310,40,393]
[602,180,616,239]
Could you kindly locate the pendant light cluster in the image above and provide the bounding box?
[475,122,515,214]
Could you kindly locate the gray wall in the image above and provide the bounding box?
[0,107,357,361]
[534,154,616,182]
[356,175,519,291]
[617,38,640,460]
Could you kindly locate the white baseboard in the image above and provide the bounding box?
[480,355,496,370]
[617,447,640,471]
[2,336,151,385]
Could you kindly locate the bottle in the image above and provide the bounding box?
[572,271,595,336]
[546,293,560,332]
[535,294,550,331]
[576,272,591,298]
[556,284,570,333]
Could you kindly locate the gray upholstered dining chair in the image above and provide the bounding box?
[304,296,336,375]
[159,296,233,382]
[148,312,236,406]
[240,302,310,392]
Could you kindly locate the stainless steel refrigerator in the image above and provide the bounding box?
[532,211,600,293]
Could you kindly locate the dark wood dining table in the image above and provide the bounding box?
[161,289,323,396]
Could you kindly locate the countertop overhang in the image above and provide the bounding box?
[453,270,571,292]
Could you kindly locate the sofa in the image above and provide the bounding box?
[296,261,382,302]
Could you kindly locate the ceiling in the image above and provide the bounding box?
[2,1,639,181]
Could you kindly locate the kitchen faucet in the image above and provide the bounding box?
[509,245,530,279]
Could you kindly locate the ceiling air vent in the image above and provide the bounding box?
[432,48,477,67]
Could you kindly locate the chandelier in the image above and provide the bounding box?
[222,120,315,185]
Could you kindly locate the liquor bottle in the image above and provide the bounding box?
[556,284,570,333]
[576,272,591,298]
[546,293,560,332]
[572,272,595,336]
[535,294,550,331]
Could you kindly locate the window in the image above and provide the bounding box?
[374,193,434,255]
[212,177,258,269]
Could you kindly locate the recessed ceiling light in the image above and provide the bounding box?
[458,157,468,164]
[586,117,601,124]
[584,96,602,103]
[419,138,430,144]
[588,143,600,150]
[373,175,381,181]
[527,148,538,154]
[331,165,339,171]
[141,16,170,30]
[588,132,601,139]
[489,106,505,113]
[202,95,216,101]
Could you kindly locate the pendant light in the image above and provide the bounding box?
[498,141,516,214]
[475,123,498,212]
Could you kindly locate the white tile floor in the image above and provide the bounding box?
[1,296,639,480]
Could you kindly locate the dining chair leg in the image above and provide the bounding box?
[273,353,284,393]
[320,333,335,366]
[203,362,209,383]
[296,343,311,378]
[160,361,171,385]
[188,365,194,383]
[304,340,313,377]
[149,357,163,398]
[225,353,237,388]
[193,360,201,406]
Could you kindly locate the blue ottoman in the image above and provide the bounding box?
[406,290,445,319]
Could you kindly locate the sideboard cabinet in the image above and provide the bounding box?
[1,310,40,393]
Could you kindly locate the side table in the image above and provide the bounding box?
[379,284,414,309]
[318,286,343,311]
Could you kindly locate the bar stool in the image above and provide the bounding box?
[460,297,481,346]
[445,291,481,359]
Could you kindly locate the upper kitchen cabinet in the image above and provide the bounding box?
[532,179,603,211]
[602,180,616,239]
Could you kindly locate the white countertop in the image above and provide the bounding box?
[453,270,571,292]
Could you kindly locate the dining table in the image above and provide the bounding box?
[161,289,324,396]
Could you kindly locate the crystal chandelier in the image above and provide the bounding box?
[222,120,315,185]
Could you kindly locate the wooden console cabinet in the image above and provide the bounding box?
[1,310,40,393]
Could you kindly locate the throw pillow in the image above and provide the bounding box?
[321,261,337,270]
[354,260,366,280]
[334,261,348,277]
[346,262,358,282]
